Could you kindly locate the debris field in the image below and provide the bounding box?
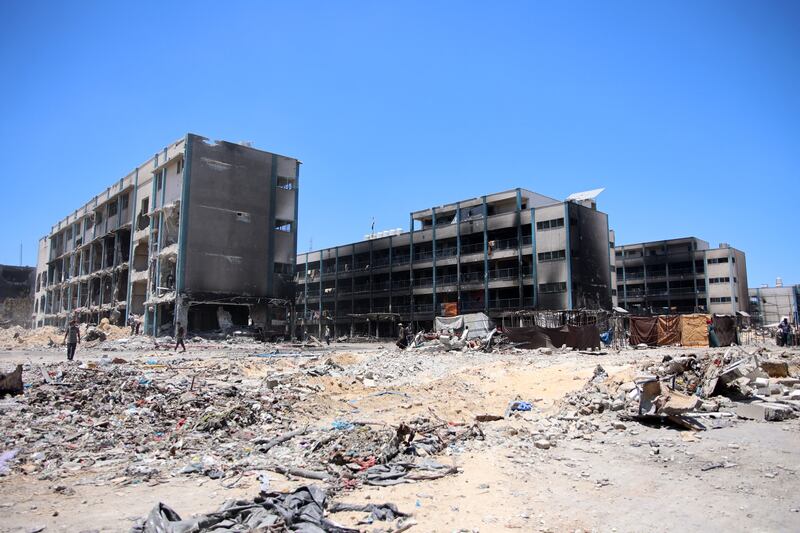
[1,335,800,532]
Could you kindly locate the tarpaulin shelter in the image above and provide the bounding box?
[712,314,738,347]
[505,324,600,350]
[441,302,458,317]
[657,315,681,345]
[680,313,710,347]
[434,312,494,340]
[629,316,658,346]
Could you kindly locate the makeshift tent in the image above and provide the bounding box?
[657,315,681,346]
[505,324,600,350]
[680,314,710,347]
[434,312,494,340]
[712,314,738,347]
[630,316,658,346]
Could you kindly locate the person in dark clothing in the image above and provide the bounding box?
[63,319,80,361]
[778,318,791,347]
[324,325,331,345]
[175,322,186,352]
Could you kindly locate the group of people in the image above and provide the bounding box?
[62,317,187,361]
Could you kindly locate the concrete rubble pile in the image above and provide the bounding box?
[549,347,800,435]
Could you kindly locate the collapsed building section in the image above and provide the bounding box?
[295,188,614,338]
[33,134,299,337]
[0,265,35,326]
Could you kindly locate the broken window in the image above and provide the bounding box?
[177,159,184,175]
[108,200,118,217]
[276,176,295,190]
[275,220,292,232]
[95,210,103,225]
[539,282,567,294]
[121,193,129,210]
[536,218,564,231]
[537,250,566,262]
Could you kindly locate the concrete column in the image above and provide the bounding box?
[455,202,462,312]
[482,197,489,313]
[530,207,537,308]
[432,207,437,316]
[409,215,415,324]
[515,189,523,307]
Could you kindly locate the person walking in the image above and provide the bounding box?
[324,325,331,345]
[174,321,186,352]
[63,319,80,361]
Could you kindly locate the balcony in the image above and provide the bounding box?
[489,268,519,281]
[489,298,522,310]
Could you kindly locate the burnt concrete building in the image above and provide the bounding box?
[33,134,299,336]
[615,237,748,315]
[295,188,613,337]
[1,265,35,327]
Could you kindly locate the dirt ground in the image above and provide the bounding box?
[1,338,799,532]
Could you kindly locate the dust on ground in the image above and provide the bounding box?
[1,334,799,532]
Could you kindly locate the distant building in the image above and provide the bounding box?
[748,280,799,326]
[295,188,614,337]
[0,265,35,327]
[33,134,299,336]
[615,237,747,315]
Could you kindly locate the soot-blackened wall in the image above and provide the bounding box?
[568,203,612,310]
[182,136,297,299]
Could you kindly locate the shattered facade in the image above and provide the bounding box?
[295,188,613,337]
[615,237,748,315]
[32,134,299,336]
[0,265,35,326]
[749,283,800,326]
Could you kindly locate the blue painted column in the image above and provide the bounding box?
[482,197,489,313]
[515,189,523,307]
[530,207,537,308]
[318,250,324,338]
[303,252,309,337]
[431,207,437,316]
[605,214,612,309]
[409,214,415,325]
[388,236,393,313]
[334,247,339,336]
[455,202,462,313]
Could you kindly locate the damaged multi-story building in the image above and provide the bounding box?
[614,237,748,315]
[33,134,299,336]
[295,188,614,337]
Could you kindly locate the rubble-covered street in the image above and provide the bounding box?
[1,331,800,532]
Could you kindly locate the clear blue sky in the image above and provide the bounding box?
[1,1,797,287]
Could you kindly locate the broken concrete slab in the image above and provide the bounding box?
[736,402,796,422]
